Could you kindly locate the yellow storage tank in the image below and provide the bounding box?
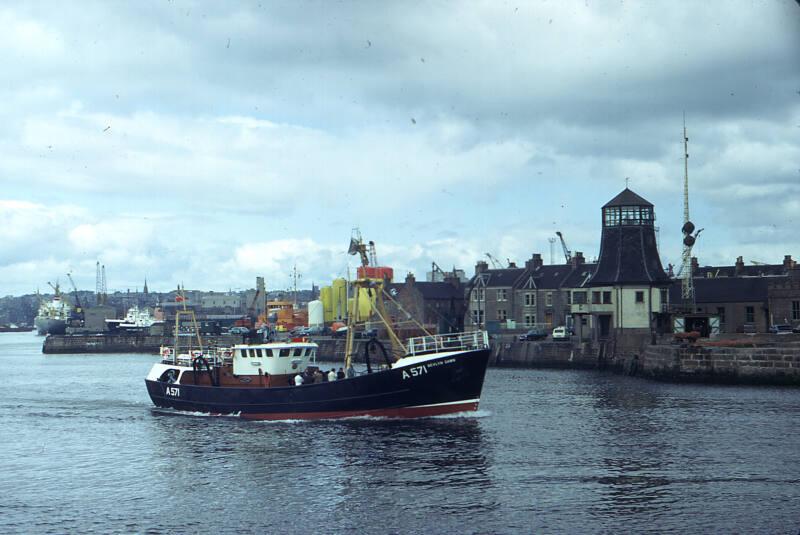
[347,287,376,322]
[332,278,348,321]
[320,286,333,323]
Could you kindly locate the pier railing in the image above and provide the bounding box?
[406,330,489,356]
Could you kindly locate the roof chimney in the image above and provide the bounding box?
[525,253,544,271]
[405,272,415,285]
[571,251,585,267]
[783,255,795,269]
[691,256,699,271]
[735,256,744,276]
[475,260,488,275]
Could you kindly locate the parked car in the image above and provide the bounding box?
[355,328,378,339]
[333,326,348,338]
[769,324,793,335]
[519,328,547,341]
[552,326,570,341]
[229,326,250,335]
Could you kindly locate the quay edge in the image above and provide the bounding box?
[42,333,242,354]
[41,333,800,386]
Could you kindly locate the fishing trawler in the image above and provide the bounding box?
[145,235,491,420]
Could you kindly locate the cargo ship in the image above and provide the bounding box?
[145,234,491,420]
[34,284,71,335]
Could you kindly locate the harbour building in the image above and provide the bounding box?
[572,188,671,352]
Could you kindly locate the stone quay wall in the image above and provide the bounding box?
[41,331,800,386]
[488,335,598,369]
[641,342,800,386]
[42,333,241,354]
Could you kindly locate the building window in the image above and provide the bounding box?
[546,292,553,307]
[793,301,800,321]
[745,306,754,323]
[716,307,725,329]
[573,291,587,305]
[602,291,612,304]
[660,288,668,308]
[472,288,484,302]
[524,292,535,307]
[592,291,601,304]
[566,291,571,305]
[635,291,644,303]
[603,207,620,227]
[524,314,535,327]
[497,309,507,321]
[472,309,484,325]
[497,289,507,301]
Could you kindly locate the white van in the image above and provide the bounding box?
[552,326,569,341]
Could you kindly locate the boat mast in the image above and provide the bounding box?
[173,285,203,357]
[343,231,406,369]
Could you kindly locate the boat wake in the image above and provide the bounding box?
[149,408,242,419]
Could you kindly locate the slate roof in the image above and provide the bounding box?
[414,281,464,300]
[589,225,669,286]
[602,188,653,208]
[693,264,788,278]
[668,276,773,304]
[522,263,596,289]
[387,281,464,300]
[474,268,526,288]
[561,263,598,288]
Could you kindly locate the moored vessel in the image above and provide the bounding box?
[106,305,163,332]
[34,283,71,336]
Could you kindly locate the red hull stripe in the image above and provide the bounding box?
[238,400,480,421]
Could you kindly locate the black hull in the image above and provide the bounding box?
[146,348,490,420]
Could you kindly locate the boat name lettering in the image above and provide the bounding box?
[165,386,180,397]
[402,365,428,380]
[426,358,456,369]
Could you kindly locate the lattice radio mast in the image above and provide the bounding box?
[680,115,702,304]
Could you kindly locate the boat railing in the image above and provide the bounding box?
[160,347,233,366]
[406,330,489,356]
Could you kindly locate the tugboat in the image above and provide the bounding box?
[145,236,491,420]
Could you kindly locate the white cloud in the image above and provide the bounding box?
[0,1,798,296]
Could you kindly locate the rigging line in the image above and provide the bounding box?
[366,295,408,353]
[380,288,433,337]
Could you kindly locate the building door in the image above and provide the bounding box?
[598,314,611,338]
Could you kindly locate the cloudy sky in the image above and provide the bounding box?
[1,1,799,296]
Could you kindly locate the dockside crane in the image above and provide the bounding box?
[484,253,502,269]
[66,272,84,316]
[555,232,571,263]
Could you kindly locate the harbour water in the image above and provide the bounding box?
[1,332,799,534]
